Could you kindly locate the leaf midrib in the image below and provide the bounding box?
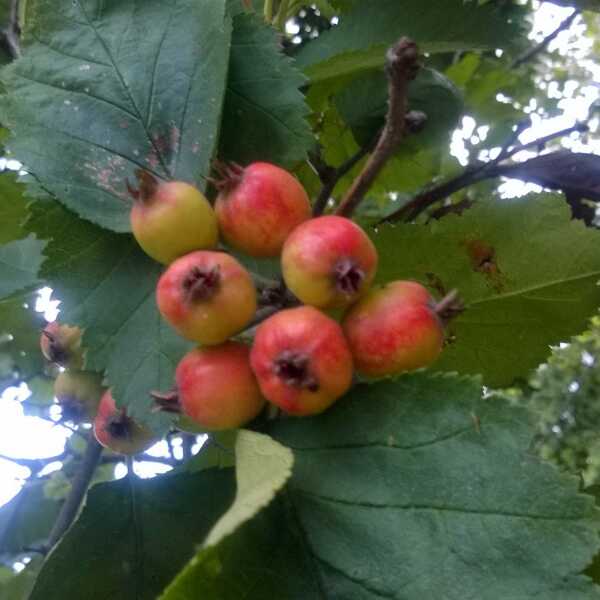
[468,270,600,307]
[295,488,587,521]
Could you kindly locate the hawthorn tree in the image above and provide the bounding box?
[1,0,600,598]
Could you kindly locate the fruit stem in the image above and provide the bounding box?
[434,289,464,325]
[209,160,245,193]
[126,169,159,204]
[151,389,181,414]
[41,329,68,365]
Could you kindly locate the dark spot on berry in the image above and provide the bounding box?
[106,413,133,440]
[334,258,364,296]
[182,265,221,302]
[273,350,319,392]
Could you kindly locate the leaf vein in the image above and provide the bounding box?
[73,0,171,177]
[295,489,586,521]
[11,70,140,122]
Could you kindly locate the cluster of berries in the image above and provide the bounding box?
[132,161,448,429]
[41,161,449,453]
[41,322,157,454]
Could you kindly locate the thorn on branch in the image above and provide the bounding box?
[335,37,421,218]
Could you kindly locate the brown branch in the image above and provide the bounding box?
[45,433,103,551]
[0,451,68,473]
[311,136,379,217]
[382,121,588,224]
[0,0,21,59]
[181,434,194,460]
[335,38,420,217]
[512,9,579,68]
[428,198,474,221]
[496,121,588,161]
[382,167,487,223]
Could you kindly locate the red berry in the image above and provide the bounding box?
[156,251,257,345]
[175,342,265,430]
[281,216,378,309]
[40,321,84,369]
[342,281,444,377]
[129,171,218,264]
[214,162,311,257]
[93,390,157,455]
[250,306,353,416]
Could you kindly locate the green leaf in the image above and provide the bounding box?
[457,58,527,129]
[43,470,71,502]
[0,481,60,558]
[26,199,192,430]
[159,497,321,600]
[445,52,482,88]
[220,14,313,167]
[0,559,41,600]
[29,469,235,600]
[304,66,461,208]
[0,172,31,245]
[161,431,293,599]
[1,0,232,232]
[372,194,600,386]
[24,376,54,408]
[160,373,600,599]
[0,235,46,299]
[204,430,293,547]
[335,68,462,148]
[183,432,238,472]
[526,315,600,486]
[0,568,11,584]
[0,291,45,392]
[296,0,524,84]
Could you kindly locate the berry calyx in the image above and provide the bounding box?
[40,321,84,369]
[128,170,218,265]
[214,162,311,257]
[342,280,445,377]
[272,350,319,392]
[250,306,353,416]
[157,342,265,430]
[281,215,378,309]
[156,251,257,345]
[54,370,105,423]
[93,390,157,455]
